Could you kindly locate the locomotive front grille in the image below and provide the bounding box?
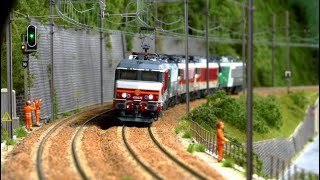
[116,103,126,109]
[147,104,157,111]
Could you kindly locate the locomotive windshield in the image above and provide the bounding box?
[116,69,162,82]
[119,70,137,80]
[141,71,159,81]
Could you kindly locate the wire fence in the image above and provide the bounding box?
[188,119,264,177]
[188,118,319,179]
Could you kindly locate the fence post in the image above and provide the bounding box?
[282,160,285,179]
[287,162,291,180]
[276,157,280,179]
[270,156,274,178]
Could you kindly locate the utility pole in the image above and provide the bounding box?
[154,0,157,54]
[247,0,253,179]
[6,11,13,139]
[285,11,290,94]
[50,0,55,121]
[272,14,276,87]
[205,0,209,95]
[184,0,189,113]
[241,2,246,95]
[99,0,105,105]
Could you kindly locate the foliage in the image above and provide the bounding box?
[188,90,282,134]
[125,34,133,51]
[291,171,319,180]
[187,143,205,153]
[288,91,308,109]
[182,132,192,139]
[1,127,8,143]
[14,127,28,138]
[1,127,19,145]
[221,159,234,168]
[62,111,72,117]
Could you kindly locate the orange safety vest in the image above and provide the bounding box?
[216,128,226,145]
[24,105,36,117]
[35,101,41,110]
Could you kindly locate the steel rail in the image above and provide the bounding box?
[71,109,113,180]
[36,116,78,180]
[148,124,207,180]
[121,125,163,180]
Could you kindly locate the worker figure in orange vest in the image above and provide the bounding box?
[33,99,42,127]
[216,121,229,162]
[24,100,36,131]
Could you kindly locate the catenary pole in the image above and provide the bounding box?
[99,0,104,105]
[50,0,55,121]
[6,11,13,139]
[272,14,276,87]
[184,0,189,113]
[286,11,290,94]
[205,0,209,95]
[241,2,246,95]
[246,0,253,179]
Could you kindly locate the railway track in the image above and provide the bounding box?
[71,110,114,180]
[36,106,113,180]
[122,124,207,180]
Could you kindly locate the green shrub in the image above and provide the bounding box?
[189,90,282,134]
[187,144,196,153]
[6,138,16,145]
[1,127,8,143]
[222,159,234,168]
[14,127,28,138]
[182,132,192,139]
[187,143,205,153]
[174,127,180,134]
[289,91,308,109]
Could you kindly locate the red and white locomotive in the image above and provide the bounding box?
[113,52,220,122]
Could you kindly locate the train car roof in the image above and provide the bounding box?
[116,58,167,71]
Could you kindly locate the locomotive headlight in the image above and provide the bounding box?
[148,94,154,100]
[121,93,127,98]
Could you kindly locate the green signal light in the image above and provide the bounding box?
[29,34,35,40]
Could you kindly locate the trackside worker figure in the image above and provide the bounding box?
[216,121,229,162]
[34,99,42,126]
[24,100,36,131]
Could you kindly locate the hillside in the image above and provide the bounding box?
[1,0,319,93]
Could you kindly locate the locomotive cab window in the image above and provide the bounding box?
[141,71,161,82]
[118,70,137,80]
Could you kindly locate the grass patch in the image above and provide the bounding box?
[6,138,16,145]
[187,143,206,153]
[174,127,180,134]
[14,127,28,138]
[62,111,73,117]
[182,132,192,139]
[222,159,234,168]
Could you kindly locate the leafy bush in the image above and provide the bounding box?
[14,127,28,138]
[182,132,192,139]
[1,127,8,143]
[187,143,206,153]
[188,90,282,134]
[222,159,234,168]
[289,91,308,109]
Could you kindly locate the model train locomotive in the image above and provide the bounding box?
[113,52,244,122]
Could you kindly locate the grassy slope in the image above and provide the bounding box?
[224,91,319,143]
